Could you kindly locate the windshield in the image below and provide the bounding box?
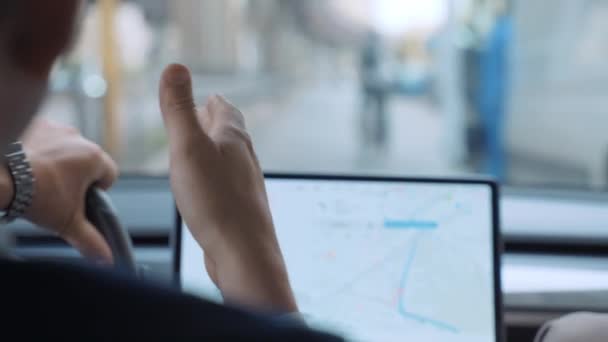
[39,0,608,191]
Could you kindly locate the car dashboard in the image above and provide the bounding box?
[6,177,608,342]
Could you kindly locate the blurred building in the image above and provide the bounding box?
[508,0,608,187]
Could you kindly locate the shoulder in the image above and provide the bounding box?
[0,259,341,341]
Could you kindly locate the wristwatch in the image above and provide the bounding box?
[0,142,35,225]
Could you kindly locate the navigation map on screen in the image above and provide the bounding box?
[180,178,496,342]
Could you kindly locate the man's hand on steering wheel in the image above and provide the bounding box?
[0,119,118,263]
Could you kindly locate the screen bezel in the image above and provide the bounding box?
[172,173,503,341]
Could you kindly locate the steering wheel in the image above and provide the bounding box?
[85,188,137,275]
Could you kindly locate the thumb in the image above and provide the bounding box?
[159,64,208,150]
[64,217,114,265]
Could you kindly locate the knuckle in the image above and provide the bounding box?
[42,119,60,129]
[220,125,253,149]
[105,157,119,177]
[231,109,246,128]
[239,129,254,149]
[208,95,223,107]
[209,95,238,112]
[86,143,105,162]
[48,121,79,135]
[214,106,247,129]
[45,121,79,136]
[63,126,80,135]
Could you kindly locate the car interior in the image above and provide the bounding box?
[4,0,608,341]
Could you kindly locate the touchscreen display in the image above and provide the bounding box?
[180,178,496,342]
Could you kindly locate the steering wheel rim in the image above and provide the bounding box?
[85,188,137,274]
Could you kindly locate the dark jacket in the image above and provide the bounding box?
[1,259,342,341]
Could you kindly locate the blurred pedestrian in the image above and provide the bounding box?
[478,1,512,181]
[360,32,390,152]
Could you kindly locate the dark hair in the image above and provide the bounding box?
[0,2,17,24]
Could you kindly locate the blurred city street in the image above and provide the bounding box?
[251,81,455,176]
[38,0,608,189]
[144,79,461,177]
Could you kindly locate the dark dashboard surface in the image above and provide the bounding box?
[6,177,608,341]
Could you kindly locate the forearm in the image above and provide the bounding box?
[212,234,298,313]
[221,256,298,313]
[0,164,14,210]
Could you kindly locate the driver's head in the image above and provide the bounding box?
[0,0,81,151]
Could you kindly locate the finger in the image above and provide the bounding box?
[64,217,114,264]
[197,105,213,133]
[206,95,246,130]
[159,64,210,151]
[96,149,119,190]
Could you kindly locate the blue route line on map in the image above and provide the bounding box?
[384,219,438,230]
[397,236,460,334]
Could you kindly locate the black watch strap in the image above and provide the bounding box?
[0,142,35,225]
